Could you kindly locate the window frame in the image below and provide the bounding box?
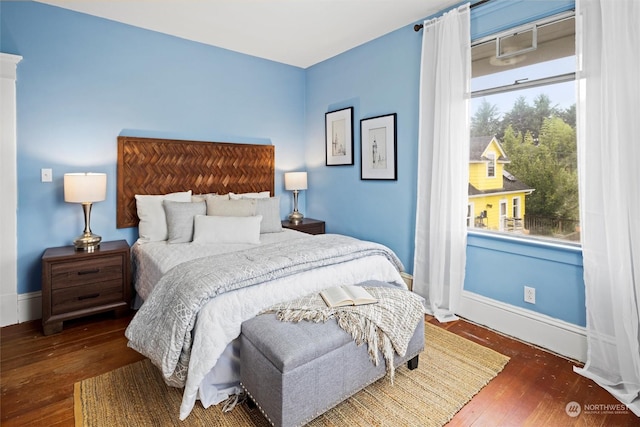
[468,11,579,246]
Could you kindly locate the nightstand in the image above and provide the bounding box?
[41,240,131,335]
[281,218,325,235]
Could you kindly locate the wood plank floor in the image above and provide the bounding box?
[1,312,637,426]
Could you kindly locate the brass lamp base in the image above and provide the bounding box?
[73,232,102,252]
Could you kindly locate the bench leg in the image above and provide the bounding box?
[407,355,419,370]
[246,397,257,409]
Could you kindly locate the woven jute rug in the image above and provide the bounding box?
[75,322,509,426]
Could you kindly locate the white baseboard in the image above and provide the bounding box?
[457,290,587,362]
[17,291,41,323]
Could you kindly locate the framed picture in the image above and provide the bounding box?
[360,113,397,180]
[325,107,354,166]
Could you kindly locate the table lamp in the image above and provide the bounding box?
[64,172,107,251]
[284,171,307,224]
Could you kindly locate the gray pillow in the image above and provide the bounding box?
[256,197,283,233]
[163,200,206,243]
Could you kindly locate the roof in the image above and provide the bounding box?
[470,136,510,162]
[468,169,535,196]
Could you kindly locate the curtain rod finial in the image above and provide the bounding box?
[414,24,424,32]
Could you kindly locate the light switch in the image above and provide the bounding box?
[41,168,52,182]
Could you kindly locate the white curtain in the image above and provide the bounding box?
[574,0,640,417]
[413,4,470,323]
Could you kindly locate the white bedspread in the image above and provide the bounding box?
[129,232,405,420]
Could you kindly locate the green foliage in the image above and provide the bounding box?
[471,99,501,137]
[471,95,578,220]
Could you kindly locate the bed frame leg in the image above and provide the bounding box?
[407,355,419,370]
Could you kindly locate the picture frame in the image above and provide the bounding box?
[360,113,397,180]
[325,107,354,166]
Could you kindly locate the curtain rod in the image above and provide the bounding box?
[413,0,489,32]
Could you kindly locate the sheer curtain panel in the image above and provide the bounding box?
[413,4,471,322]
[574,0,640,416]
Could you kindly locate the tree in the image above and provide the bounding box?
[532,94,559,133]
[471,98,501,137]
[500,96,535,141]
[471,97,579,222]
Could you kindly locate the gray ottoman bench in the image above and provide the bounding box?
[239,283,425,427]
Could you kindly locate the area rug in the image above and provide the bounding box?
[75,322,509,427]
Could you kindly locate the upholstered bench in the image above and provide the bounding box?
[239,282,425,427]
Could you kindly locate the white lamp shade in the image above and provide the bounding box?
[284,172,308,191]
[64,173,107,203]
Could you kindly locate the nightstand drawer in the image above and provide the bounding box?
[51,279,124,314]
[50,255,124,289]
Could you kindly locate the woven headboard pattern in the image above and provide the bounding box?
[117,136,275,228]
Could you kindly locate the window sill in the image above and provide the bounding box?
[467,229,582,266]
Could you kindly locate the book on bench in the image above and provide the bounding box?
[320,285,378,308]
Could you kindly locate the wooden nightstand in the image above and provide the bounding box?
[281,218,325,235]
[41,240,131,335]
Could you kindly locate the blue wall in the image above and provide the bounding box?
[3,0,584,326]
[1,1,306,294]
[304,0,582,325]
[304,25,422,272]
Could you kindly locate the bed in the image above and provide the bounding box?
[118,136,408,420]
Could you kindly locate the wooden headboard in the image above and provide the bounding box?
[117,136,275,228]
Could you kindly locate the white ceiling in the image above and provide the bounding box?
[37,0,459,68]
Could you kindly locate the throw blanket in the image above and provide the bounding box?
[125,234,404,388]
[262,286,425,382]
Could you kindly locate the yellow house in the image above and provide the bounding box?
[468,136,534,232]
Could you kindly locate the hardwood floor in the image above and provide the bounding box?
[1,312,637,426]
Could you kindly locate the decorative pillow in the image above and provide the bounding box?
[193,215,262,244]
[204,194,230,203]
[135,191,192,242]
[206,198,257,217]
[256,197,283,233]
[229,191,270,200]
[163,200,206,244]
[191,193,219,203]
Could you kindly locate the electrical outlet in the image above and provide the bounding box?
[41,168,52,182]
[524,286,536,304]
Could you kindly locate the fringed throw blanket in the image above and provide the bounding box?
[262,286,425,382]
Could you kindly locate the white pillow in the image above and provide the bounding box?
[193,215,262,244]
[163,200,206,244]
[135,191,192,242]
[206,198,257,216]
[256,197,283,233]
[229,191,270,200]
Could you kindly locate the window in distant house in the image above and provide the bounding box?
[467,202,474,227]
[486,153,496,177]
[512,196,521,218]
[469,12,579,243]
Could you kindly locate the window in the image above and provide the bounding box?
[512,196,521,218]
[469,12,579,243]
[486,153,496,177]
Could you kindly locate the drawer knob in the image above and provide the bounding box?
[77,268,100,275]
